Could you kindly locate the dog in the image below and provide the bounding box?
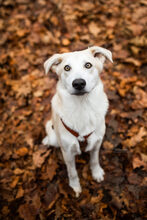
[42,46,113,197]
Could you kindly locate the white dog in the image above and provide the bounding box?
[42,46,113,197]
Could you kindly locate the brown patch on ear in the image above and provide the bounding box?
[92,50,105,64]
[90,46,113,63]
[54,58,62,65]
[51,58,63,73]
[93,52,103,59]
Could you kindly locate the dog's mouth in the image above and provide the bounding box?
[71,91,88,96]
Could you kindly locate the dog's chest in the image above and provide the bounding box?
[56,98,101,135]
[68,104,96,128]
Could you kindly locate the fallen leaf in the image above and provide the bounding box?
[10,176,19,188]
[130,35,147,47]
[9,79,32,98]
[125,57,141,66]
[88,22,101,37]
[18,203,37,220]
[1,206,10,215]
[123,127,146,148]
[16,187,24,199]
[47,157,58,181]
[127,24,143,36]
[130,46,140,55]
[132,87,147,109]
[128,173,142,185]
[44,184,58,210]
[132,154,147,170]
[16,147,28,157]
[13,168,24,175]
[34,90,43,97]
[33,148,51,168]
[62,38,70,46]
[103,141,114,150]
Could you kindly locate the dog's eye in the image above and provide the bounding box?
[85,62,92,69]
[64,65,71,71]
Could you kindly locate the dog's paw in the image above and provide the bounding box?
[92,166,105,182]
[73,186,82,197]
[42,136,49,146]
[69,179,82,197]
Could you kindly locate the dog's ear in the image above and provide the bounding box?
[44,54,63,74]
[90,46,113,64]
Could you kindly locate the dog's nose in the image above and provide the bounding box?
[72,79,86,90]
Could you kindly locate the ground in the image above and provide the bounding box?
[0,0,147,219]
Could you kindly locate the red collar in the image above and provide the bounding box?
[61,118,93,143]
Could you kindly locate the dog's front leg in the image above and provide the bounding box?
[61,147,81,197]
[90,139,105,182]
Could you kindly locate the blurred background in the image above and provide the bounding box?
[0,0,147,219]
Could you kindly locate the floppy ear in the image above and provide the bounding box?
[90,46,113,63]
[44,54,63,74]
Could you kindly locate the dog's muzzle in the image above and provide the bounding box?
[72,78,86,95]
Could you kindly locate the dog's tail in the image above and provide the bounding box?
[42,120,59,148]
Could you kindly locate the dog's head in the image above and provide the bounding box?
[44,46,113,96]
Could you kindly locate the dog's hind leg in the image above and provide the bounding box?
[42,120,59,147]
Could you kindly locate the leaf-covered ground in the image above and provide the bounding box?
[0,0,147,219]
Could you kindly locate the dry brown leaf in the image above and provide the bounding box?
[99,203,107,213]
[141,177,147,186]
[16,29,29,37]
[130,35,147,47]
[24,134,34,149]
[141,153,147,164]
[33,90,43,97]
[118,76,137,97]
[62,38,70,46]
[1,206,10,215]
[132,154,147,170]
[58,182,68,199]
[88,22,101,37]
[47,158,58,181]
[9,80,32,98]
[44,184,58,210]
[33,148,51,168]
[16,147,28,157]
[128,173,142,185]
[132,87,147,109]
[82,164,89,179]
[130,46,140,55]
[18,204,36,220]
[125,57,141,66]
[16,187,24,199]
[10,176,19,188]
[123,127,146,148]
[128,24,143,36]
[114,49,129,59]
[103,141,114,150]
[106,19,117,28]
[13,168,24,175]
[75,2,94,11]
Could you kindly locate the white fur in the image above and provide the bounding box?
[42,46,113,197]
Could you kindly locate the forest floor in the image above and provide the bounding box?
[0,0,147,219]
